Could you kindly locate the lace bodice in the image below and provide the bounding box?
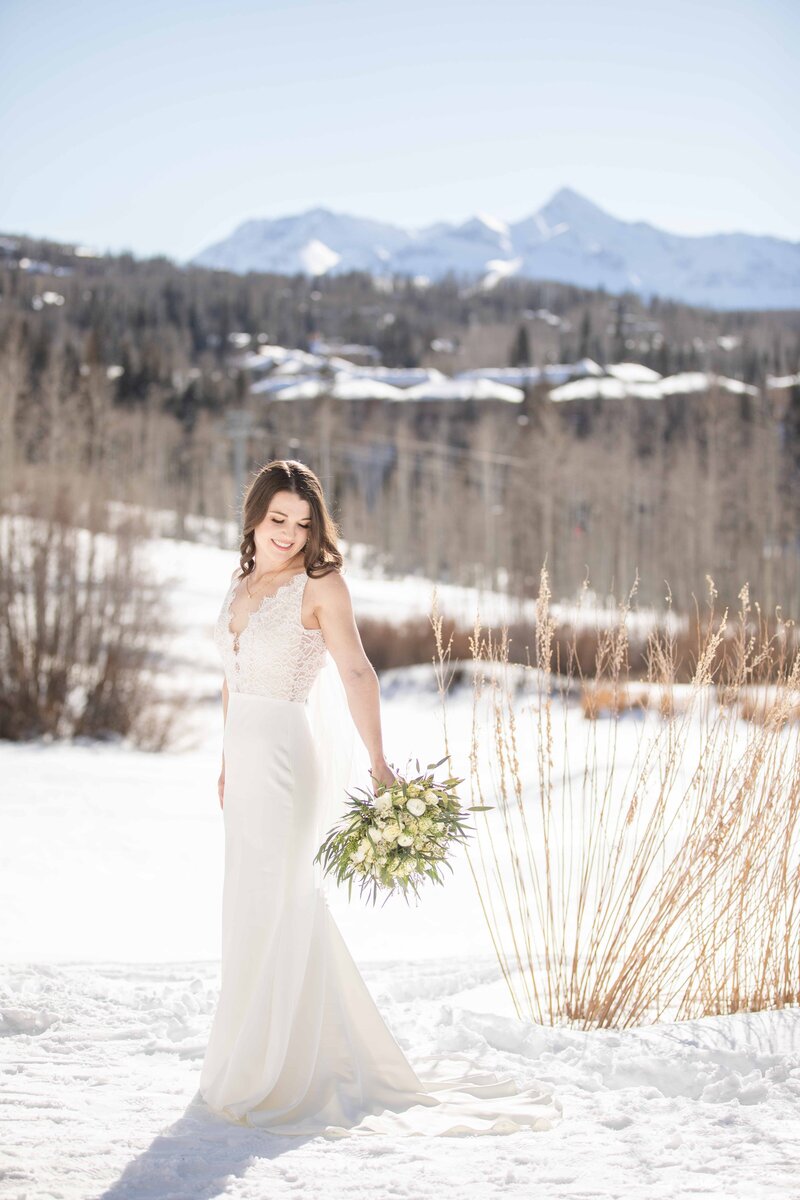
[213,569,328,702]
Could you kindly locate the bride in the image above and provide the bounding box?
[196,458,562,1137]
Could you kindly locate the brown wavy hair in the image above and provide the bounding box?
[235,459,343,581]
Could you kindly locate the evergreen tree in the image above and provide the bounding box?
[509,323,530,367]
[578,310,592,359]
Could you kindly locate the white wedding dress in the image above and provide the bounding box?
[196,566,563,1138]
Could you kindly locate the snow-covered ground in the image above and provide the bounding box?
[1,536,799,1199]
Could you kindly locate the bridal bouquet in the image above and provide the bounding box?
[313,755,491,906]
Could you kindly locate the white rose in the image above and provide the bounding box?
[397,833,414,847]
[368,826,383,844]
[373,794,393,818]
[424,789,439,805]
[406,797,426,817]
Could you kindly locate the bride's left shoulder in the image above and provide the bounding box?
[305,566,351,601]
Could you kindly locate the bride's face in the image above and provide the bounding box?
[254,490,312,569]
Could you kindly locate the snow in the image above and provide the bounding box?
[309,339,381,362]
[298,238,340,276]
[549,377,645,402]
[237,347,326,374]
[3,956,799,1199]
[658,372,759,397]
[248,370,524,403]
[190,189,800,309]
[192,209,412,279]
[250,376,324,400]
[480,256,523,291]
[325,354,368,371]
[531,212,570,241]
[767,373,800,389]
[251,377,408,401]
[323,366,449,388]
[400,379,524,403]
[455,360,603,386]
[605,362,663,383]
[474,211,511,239]
[272,357,318,377]
[332,377,406,400]
[549,371,760,403]
[2,532,799,1197]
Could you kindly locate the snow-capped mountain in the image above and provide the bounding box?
[193,207,412,277]
[191,189,800,310]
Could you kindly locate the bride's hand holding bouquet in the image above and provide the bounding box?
[368,755,398,792]
[314,755,492,906]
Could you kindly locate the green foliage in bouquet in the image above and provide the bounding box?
[313,755,493,907]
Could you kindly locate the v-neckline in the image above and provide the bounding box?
[227,570,305,645]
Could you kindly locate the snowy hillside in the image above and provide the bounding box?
[192,207,412,277]
[2,534,799,1198]
[190,188,800,310]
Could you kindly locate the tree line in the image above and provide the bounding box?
[1,233,798,616]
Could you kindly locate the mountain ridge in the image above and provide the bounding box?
[191,190,800,310]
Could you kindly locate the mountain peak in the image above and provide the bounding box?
[540,187,605,217]
[550,186,589,203]
[192,194,800,309]
[473,210,510,237]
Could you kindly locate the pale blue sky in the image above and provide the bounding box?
[1,0,797,262]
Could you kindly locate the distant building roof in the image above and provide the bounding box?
[400,378,524,403]
[605,362,663,383]
[251,375,406,401]
[549,372,759,402]
[455,359,603,386]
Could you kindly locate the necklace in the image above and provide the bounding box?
[244,562,293,600]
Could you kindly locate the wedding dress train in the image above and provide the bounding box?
[196,567,562,1137]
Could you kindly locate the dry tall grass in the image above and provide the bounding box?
[360,600,797,681]
[431,567,800,1029]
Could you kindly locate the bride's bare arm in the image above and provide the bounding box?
[309,571,393,782]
